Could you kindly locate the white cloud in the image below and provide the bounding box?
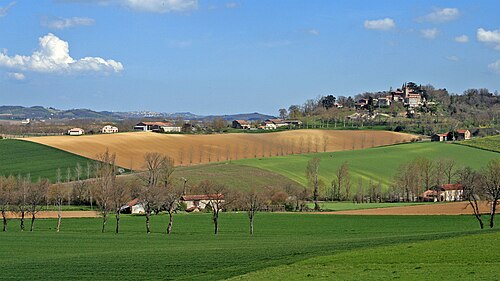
[364,18,395,31]
[421,28,439,39]
[446,55,459,61]
[307,29,320,36]
[454,35,469,43]
[0,1,16,17]
[489,60,500,74]
[225,2,237,9]
[7,72,25,80]
[420,7,460,23]
[55,0,198,13]
[477,28,500,50]
[42,17,95,29]
[0,33,123,74]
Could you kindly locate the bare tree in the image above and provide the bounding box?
[458,167,484,229]
[322,135,329,152]
[244,188,265,235]
[14,175,30,231]
[0,176,15,231]
[333,162,351,201]
[442,158,457,184]
[26,178,49,231]
[416,157,433,195]
[306,157,321,211]
[93,150,117,233]
[481,159,500,228]
[48,182,67,232]
[200,180,228,235]
[164,182,183,234]
[110,178,130,234]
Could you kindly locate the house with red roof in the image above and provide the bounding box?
[422,184,463,202]
[181,194,224,212]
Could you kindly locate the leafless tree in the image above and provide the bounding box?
[333,161,351,201]
[244,188,265,235]
[442,158,457,184]
[200,180,228,235]
[93,150,117,233]
[481,159,500,228]
[458,167,484,229]
[322,135,329,152]
[49,182,67,232]
[163,182,183,234]
[306,157,321,211]
[14,175,30,231]
[110,178,130,234]
[0,176,15,231]
[416,157,433,194]
[26,178,49,231]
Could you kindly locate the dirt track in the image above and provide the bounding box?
[25,130,416,170]
[322,202,492,215]
[6,211,99,219]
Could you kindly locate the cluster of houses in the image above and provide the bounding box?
[232,118,302,130]
[121,194,224,214]
[431,129,471,142]
[422,184,463,202]
[133,121,182,133]
[67,125,119,136]
[356,82,427,109]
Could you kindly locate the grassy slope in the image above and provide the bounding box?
[306,202,431,211]
[0,139,95,182]
[458,134,500,153]
[0,213,496,280]
[235,142,500,188]
[230,231,500,281]
[174,163,303,191]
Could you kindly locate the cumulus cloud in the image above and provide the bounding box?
[7,72,25,80]
[307,29,320,36]
[364,18,395,31]
[454,35,469,43]
[477,28,500,50]
[419,7,459,23]
[42,17,95,29]
[0,1,16,17]
[421,28,439,39]
[489,60,500,74]
[0,33,123,74]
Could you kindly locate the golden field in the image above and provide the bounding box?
[25,130,417,170]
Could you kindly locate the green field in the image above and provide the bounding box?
[234,142,500,188]
[0,213,497,280]
[459,134,500,153]
[0,139,96,182]
[306,202,432,211]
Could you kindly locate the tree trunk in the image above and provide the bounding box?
[101,212,107,233]
[249,212,254,235]
[30,213,36,232]
[146,212,151,234]
[167,210,173,234]
[213,212,219,235]
[469,199,484,229]
[56,206,62,232]
[490,200,497,229]
[20,211,25,231]
[115,210,120,234]
[2,211,7,232]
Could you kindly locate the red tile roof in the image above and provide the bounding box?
[441,184,463,191]
[456,130,469,134]
[181,194,224,201]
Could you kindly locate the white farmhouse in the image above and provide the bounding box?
[101,125,119,134]
[68,128,84,136]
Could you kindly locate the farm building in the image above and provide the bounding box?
[448,130,471,141]
[422,184,463,202]
[101,125,119,134]
[431,133,448,142]
[67,128,84,136]
[134,122,181,133]
[232,120,251,129]
[181,194,224,212]
[120,198,145,214]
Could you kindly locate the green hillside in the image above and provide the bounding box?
[0,139,96,182]
[235,142,500,188]
[458,134,500,153]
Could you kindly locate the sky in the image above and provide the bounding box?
[0,0,499,115]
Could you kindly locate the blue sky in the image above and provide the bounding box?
[0,0,499,115]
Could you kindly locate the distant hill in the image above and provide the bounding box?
[0,106,275,121]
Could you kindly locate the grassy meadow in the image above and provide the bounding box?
[458,134,500,153]
[235,142,500,188]
[0,213,497,280]
[0,139,96,182]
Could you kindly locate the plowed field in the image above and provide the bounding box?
[25,130,416,170]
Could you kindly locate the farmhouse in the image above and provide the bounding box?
[431,133,448,142]
[423,184,464,202]
[134,122,181,133]
[67,128,84,136]
[181,194,224,212]
[101,125,119,134]
[120,198,145,214]
[232,120,251,129]
[448,130,471,141]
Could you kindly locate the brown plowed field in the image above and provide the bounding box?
[25,130,416,170]
[322,202,492,215]
[6,211,99,219]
